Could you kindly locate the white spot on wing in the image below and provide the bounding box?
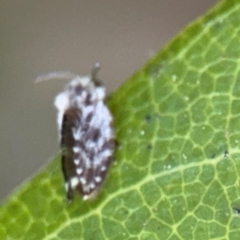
[72,128,81,140]
[95,176,102,183]
[80,177,87,184]
[90,182,96,189]
[101,166,106,171]
[101,149,112,158]
[70,177,79,188]
[73,146,80,153]
[74,158,80,165]
[76,168,82,175]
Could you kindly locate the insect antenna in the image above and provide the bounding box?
[35,71,79,83]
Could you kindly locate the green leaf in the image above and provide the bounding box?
[2,0,240,239]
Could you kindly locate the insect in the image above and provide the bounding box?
[36,63,115,201]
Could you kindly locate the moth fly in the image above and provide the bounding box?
[36,63,115,201]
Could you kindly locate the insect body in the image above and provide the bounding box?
[37,63,115,201]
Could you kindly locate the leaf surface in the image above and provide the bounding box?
[1,1,240,239]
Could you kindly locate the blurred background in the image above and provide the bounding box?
[0,0,218,199]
